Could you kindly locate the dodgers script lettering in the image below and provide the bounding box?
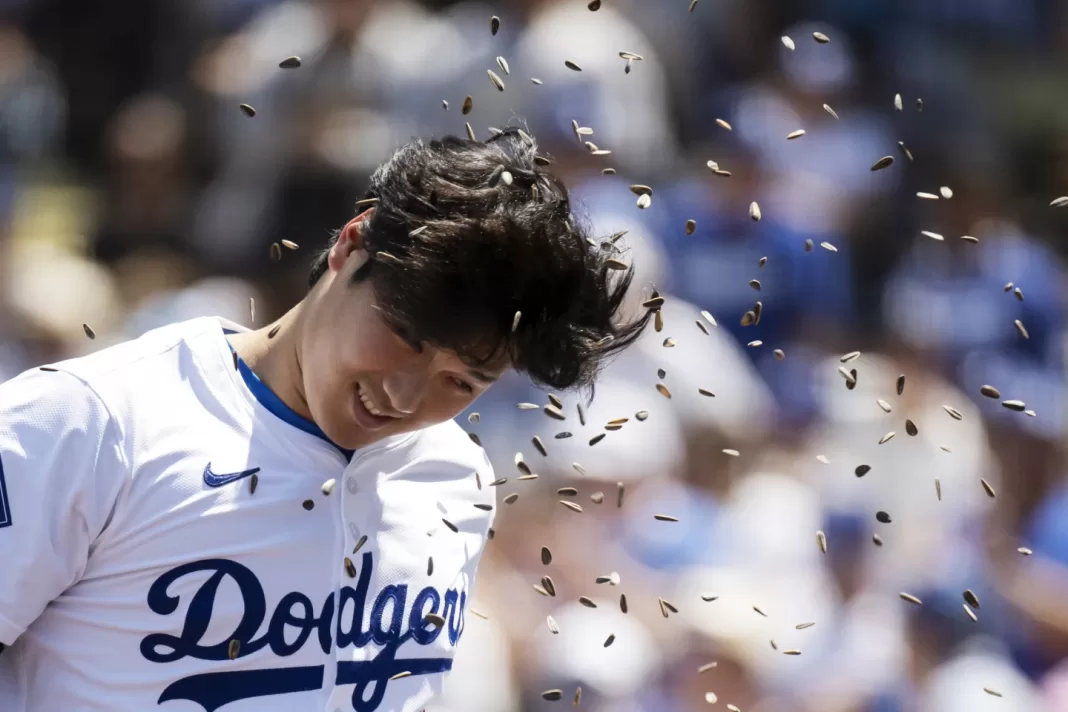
[139,552,466,711]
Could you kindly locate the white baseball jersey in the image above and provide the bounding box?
[0,316,495,712]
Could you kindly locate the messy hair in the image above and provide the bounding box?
[308,128,650,393]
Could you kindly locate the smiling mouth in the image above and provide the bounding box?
[357,382,403,419]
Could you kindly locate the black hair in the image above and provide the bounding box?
[308,128,650,393]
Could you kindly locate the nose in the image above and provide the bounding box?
[381,369,429,415]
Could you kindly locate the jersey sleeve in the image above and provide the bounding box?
[0,368,128,646]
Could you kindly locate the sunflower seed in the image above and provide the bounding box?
[706,692,719,704]
[714,168,732,177]
[533,584,549,597]
[786,129,806,140]
[588,0,601,8]
[578,596,597,608]
[917,192,939,200]
[541,576,557,597]
[942,405,963,421]
[877,511,892,524]
[847,369,858,390]
[813,31,830,43]
[722,448,740,457]
[698,388,715,398]
[344,557,357,578]
[352,534,368,555]
[636,193,652,209]
[321,479,336,496]
[816,455,830,464]
[749,202,762,221]
[855,464,871,477]
[630,184,653,196]
[727,706,741,712]
[894,93,903,111]
[905,419,918,436]
[502,493,519,505]
[1002,399,1026,412]
[980,478,996,498]
[817,530,827,553]
[983,688,1002,698]
[661,598,678,614]
[921,231,944,241]
[643,294,665,309]
[473,503,492,511]
[782,36,795,50]
[487,70,505,91]
[897,141,914,161]
[1015,319,1030,339]
[1018,547,1032,556]
[689,0,698,10]
[239,103,256,117]
[557,487,579,498]
[1014,287,1023,301]
[873,534,884,546]
[872,399,890,413]
[560,500,583,514]
[465,122,476,141]
[879,431,896,445]
[461,95,473,115]
[753,606,768,617]
[980,385,1001,399]
[564,60,582,71]
[605,258,628,269]
[961,589,980,609]
[1026,409,1037,416]
[871,156,894,171]
[940,186,953,199]
[83,323,96,340]
[748,279,762,291]
[531,77,543,85]
[248,472,258,495]
[544,404,566,421]
[701,594,718,602]
[617,482,625,508]
[228,638,240,659]
[838,367,856,384]
[961,235,979,243]
[804,238,814,252]
[302,499,314,511]
[774,349,785,360]
[935,478,941,500]
[716,118,732,131]
[698,662,718,673]
[685,219,697,235]
[279,56,302,69]
[1051,196,1068,208]
[796,622,815,630]
[654,514,679,522]
[489,15,500,34]
[495,56,510,75]
[899,592,922,605]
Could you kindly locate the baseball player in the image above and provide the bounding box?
[0,129,649,711]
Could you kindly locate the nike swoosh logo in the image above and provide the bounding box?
[203,463,261,488]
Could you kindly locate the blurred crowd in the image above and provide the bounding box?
[3,0,1068,710]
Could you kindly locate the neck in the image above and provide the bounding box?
[228,303,312,420]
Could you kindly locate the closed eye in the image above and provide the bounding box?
[450,376,474,394]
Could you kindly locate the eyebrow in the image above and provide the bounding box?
[469,370,498,384]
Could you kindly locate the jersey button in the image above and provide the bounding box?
[346,476,358,494]
[348,521,360,539]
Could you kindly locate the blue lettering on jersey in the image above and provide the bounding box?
[140,552,466,712]
[0,455,11,529]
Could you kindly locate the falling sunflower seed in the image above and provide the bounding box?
[578,596,597,608]
[796,622,815,630]
[487,69,505,91]
[564,60,582,71]
[898,375,908,394]
[716,118,732,131]
[873,534,884,547]
[899,592,922,605]
[981,479,996,498]
[880,431,896,445]
[817,530,827,553]
[749,202,762,221]
[321,478,336,496]
[774,349,785,360]
[935,478,942,500]
[636,193,652,209]
[302,499,314,511]
[228,638,240,660]
[786,129,806,140]
[894,93,903,111]
[1015,319,1029,339]
[462,96,473,115]
[905,419,918,436]
[753,606,768,617]
[541,690,563,701]
[877,511,892,524]
[980,385,1001,399]
[781,36,795,50]
[560,500,583,513]
[279,56,301,69]
[871,156,894,171]
[82,323,96,340]
[943,405,963,420]
[940,186,953,199]
[1018,547,1032,556]
[239,103,256,117]
[698,662,718,673]
[495,56,510,75]
[855,464,871,477]
[1002,399,1025,412]
[654,514,679,522]
[813,31,830,43]
[917,191,940,200]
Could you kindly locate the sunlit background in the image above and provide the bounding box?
[3,0,1068,710]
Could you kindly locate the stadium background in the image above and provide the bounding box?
[2,0,1068,709]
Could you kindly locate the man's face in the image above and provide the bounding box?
[300,212,506,450]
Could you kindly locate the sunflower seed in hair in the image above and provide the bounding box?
[354,197,379,207]
[487,69,505,91]
[716,118,732,131]
[490,15,500,34]
[855,464,871,477]
[871,156,894,171]
[461,96,473,115]
[239,103,256,117]
[542,690,563,701]
[83,323,96,340]
[465,122,476,141]
[877,511,892,524]
[588,0,601,9]
[905,419,918,436]
[564,60,582,71]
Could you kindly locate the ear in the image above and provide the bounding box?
[327,207,374,273]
